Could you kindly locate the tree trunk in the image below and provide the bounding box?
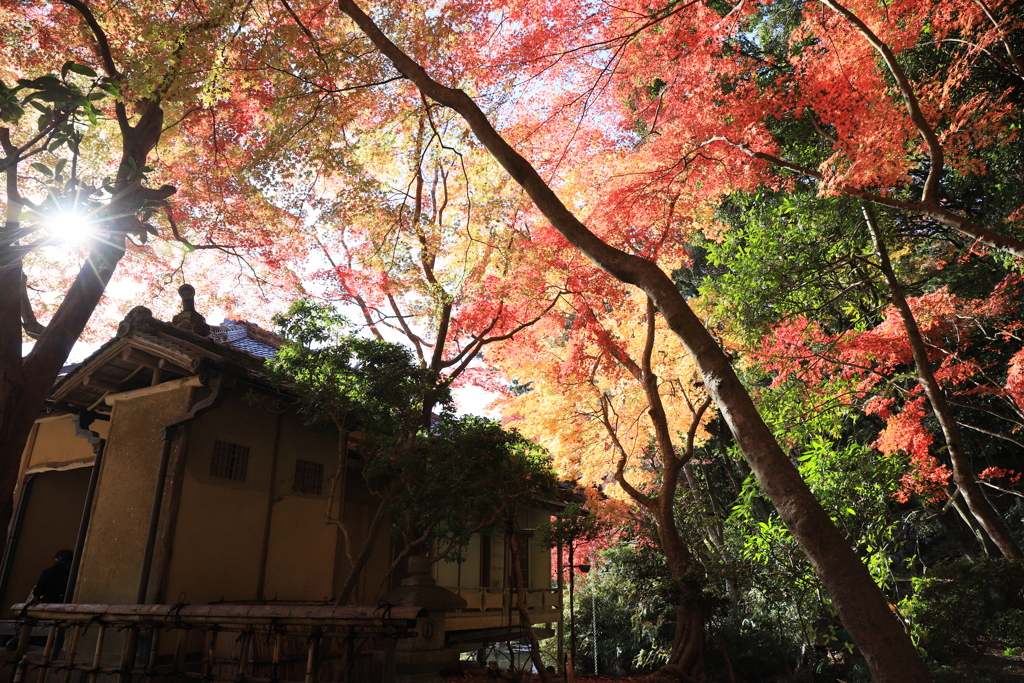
[334,5,932,680]
[597,301,707,680]
[865,206,1021,559]
[654,512,704,682]
[509,526,552,683]
[0,239,125,552]
[0,383,39,552]
[335,490,394,604]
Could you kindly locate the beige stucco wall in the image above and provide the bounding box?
[528,509,553,589]
[163,392,276,604]
[436,510,553,591]
[64,381,556,610]
[262,497,336,601]
[163,396,390,605]
[26,415,107,471]
[0,468,91,618]
[436,533,479,588]
[75,386,194,604]
[261,415,397,605]
[261,414,337,601]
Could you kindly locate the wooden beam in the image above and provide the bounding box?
[121,348,190,376]
[83,376,123,394]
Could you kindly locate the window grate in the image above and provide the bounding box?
[293,459,324,495]
[210,440,249,481]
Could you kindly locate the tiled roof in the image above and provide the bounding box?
[209,321,281,359]
[49,304,287,412]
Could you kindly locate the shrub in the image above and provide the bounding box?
[900,558,1024,660]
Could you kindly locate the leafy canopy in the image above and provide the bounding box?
[268,299,557,557]
[267,298,448,433]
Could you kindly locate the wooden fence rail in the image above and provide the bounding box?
[7,604,424,683]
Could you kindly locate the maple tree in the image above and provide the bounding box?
[294,106,563,408]
[1,0,181,555]
[749,272,1024,540]
[3,0,1021,678]
[864,207,1021,558]
[602,0,1024,257]
[490,279,718,678]
[708,184,1024,557]
[332,2,936,680]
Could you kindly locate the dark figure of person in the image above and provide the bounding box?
[30,549,72,603]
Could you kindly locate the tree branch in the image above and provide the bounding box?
[20,274,45,340]
[684,397,712,462]
[599,395,655,510]
[819,0,944,202]
[386,293,428,365]
[279,0,331,68]
[59,0,121,80]
[712,138,1024,259]
[971,0,1024,79]
[958,420,1024,451]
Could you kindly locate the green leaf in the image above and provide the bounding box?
[65,62,98,78]
[96,81,120,98]
[17,75,61,90]
[31,162,52,177]
[0,102,24,124]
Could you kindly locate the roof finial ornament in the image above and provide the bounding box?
[172,283,211,336]
[115,306,155,338]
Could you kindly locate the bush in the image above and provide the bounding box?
[900,558,1024,660]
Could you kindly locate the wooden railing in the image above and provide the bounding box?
[446,588,560,613]
[7,603,424,683]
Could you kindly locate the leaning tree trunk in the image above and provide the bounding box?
[0,6,171,559]
[865,206,1022,559]
[654,512,704,682]
[334,5,933,680]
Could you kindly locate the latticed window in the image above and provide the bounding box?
[293,459,324,495]
[210,440,249,481]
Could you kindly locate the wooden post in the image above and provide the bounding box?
[12,622,32,683]
[203,629,218,682]
[172,628,187,677]
[556,537,563,675]
[60,624,82,683]
[381,638,396,683]
[88,625,105,683]
[270,632,282,683]
[234,630,251,683]
[146,627,161,680]
[303,629,320,683]
[118,627,138,683]
[36,623,57,683]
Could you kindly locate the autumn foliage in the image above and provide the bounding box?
[751,277,1024,503]
[4,0,1024,679]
